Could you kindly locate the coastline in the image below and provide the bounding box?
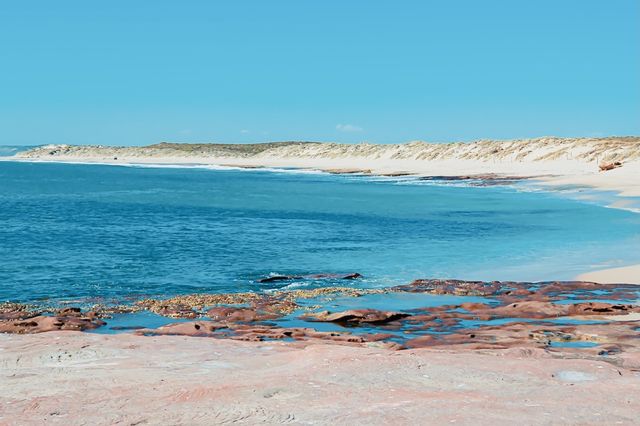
[6,155,640,211]
[2,140,640,424]
[5,137,640,199]
[3,278,639,424]
[4,0,639,422]
[4,155,640,206]
[4,138,640,285]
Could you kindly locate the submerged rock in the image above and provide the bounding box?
[393,279,640,306]
[206,306,279,322]
[303,309,410,325]
[394,279,504,297]
[568,302,640,316]
[307,273,363,280]
[487,301,569,319]
[3,277,639,362]
[257,275,296,283]
[0,303,40,321]
[154,304,198,319]
[257,272,362,283]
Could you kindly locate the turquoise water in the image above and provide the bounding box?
[1,160,639,304]
[549,341,600,348]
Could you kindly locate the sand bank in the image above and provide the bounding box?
[1,331,638,425]
[576,264,640,285]
[537,165,640,198]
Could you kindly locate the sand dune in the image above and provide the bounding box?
[16,136,640,164]
[13,137,640,197]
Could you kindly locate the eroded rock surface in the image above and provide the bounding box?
[5,330,640,424]
[303,309,410,325]
[207,306,279,322]
[0,313,105,334]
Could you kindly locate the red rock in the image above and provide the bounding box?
[207,306,279,322]
[155,304,198,319]
[460,302,491,311]
[568,302,640,316]
[250,297,298,316]
[405,335,436,348]
[57,307,82,316]
[303,309,410,325]
[0,310,39,321]
[0,314,106,334]
[491,301,569,319]
[599,161,622,171]
[136,321,225,337]
[394,279,503,296]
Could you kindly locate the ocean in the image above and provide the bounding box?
[1,159,639,305]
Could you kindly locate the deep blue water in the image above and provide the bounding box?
[1,160,639,303]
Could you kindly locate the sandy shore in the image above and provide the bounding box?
[576,264,640,285]
[537,165,640,198]
[7,155,640,197]
[1,331,638,425]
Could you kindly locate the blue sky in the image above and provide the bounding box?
[1,1,639,146]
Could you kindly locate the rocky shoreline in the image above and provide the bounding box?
[2,278,639,372]
[2,273,640,425]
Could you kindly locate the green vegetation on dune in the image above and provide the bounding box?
[147,141,322,156]
[15,136,640,163]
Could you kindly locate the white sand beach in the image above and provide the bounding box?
[577,264,640,285]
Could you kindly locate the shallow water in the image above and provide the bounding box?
[1,160,639,304]
[549,341,600,348]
